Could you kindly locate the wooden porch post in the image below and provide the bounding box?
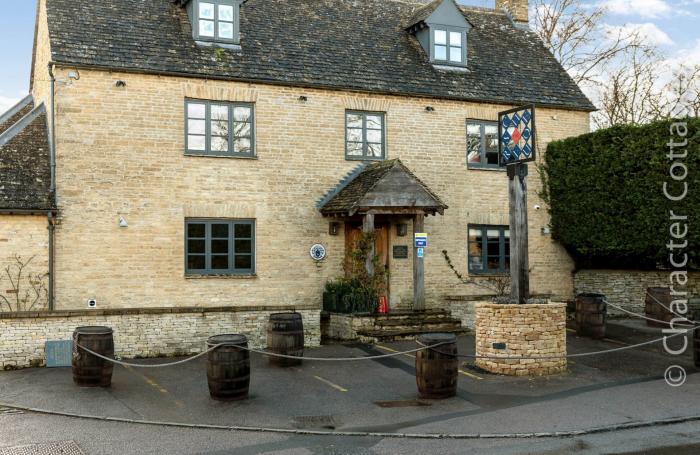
[413,212,425,311]
[508,163,530,304]
[362,211,375,276]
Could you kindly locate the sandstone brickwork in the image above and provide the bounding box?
[475,302,567,376]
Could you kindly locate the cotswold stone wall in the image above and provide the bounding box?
[29,63,589,313]
[475,303,566,376]
[574,270,700,315]
[0,215,49,312]
[0,306,320,369]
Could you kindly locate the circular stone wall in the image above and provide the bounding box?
[475,303,567,376]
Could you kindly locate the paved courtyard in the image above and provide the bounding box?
[0,321,698,454]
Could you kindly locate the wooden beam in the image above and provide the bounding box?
[362,211,375,276]
[413,213,425,311]
[508,163,530,304]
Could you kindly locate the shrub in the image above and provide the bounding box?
[541,118,700,270]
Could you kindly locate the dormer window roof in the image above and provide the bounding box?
[406,0,472,68]
[185,0,244,45]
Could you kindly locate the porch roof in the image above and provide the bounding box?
[318,159,448,217]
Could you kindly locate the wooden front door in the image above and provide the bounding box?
[344,221,390,298]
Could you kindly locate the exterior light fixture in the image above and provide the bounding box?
[119,216,128,228]
[115,80,127,87]
[329,222,339,235]
[68,71,80,80]
[425,106,435,112]
[299,95,308,102]
[396,223,408,237]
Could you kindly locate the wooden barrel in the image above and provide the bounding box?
[72,326,114,387]
[415,333,458,399]
[206,334,250,401]
[267,312,304,366]
[575,293,607,339]
[645,287,673,327]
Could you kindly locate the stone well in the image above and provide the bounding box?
[475,302,567,376]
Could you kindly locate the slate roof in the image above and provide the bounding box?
[405,0,443,28]
[45,0,595,111]
[319,159,447,216]
[0,95,34,136]
[0,101,55,212]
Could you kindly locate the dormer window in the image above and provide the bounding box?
[433,28,465,64]
[405,0,472,68]
[190,0,242,44]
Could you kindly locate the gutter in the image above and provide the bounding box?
[47,62,57,311]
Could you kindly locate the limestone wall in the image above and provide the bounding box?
[574,270,700,315]
[475,303,566,376]
[0,306,320,369]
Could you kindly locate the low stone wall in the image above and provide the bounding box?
[475,303,566,376]
[0,306,320,369]
[574,270,700,316]
[444,296,493,330]
[323,313,373,342]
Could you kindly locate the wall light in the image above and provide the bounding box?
[115,80,127,87]
[68,71,80,80]
[299,95,308,102]
[329,222,339,236]
[396,223,408,237]
[119,216,128,228]
[425,106,435,112]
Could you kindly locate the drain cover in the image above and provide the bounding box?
[0,441,84,455]
[374,399,432,408]
[292,415,336,430]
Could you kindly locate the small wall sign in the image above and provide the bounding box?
[416,247,424,258]
[393,245,408,259]
[310,244,327,261]
[414,233,427,248]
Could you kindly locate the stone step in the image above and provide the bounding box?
[374,316,461,327]
[357,326,471,343]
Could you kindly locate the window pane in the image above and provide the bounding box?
[235,223,252,238]
[188,135,205,151]
[435,45,447,60]
[450,32,462,46]
[188,255,205,270]
[450,47,462,62]
[212,223,229,238]
[188,239,205,254]
[199,2,215,19]
[219,22,234,39]
[211,105,228,120]
[468,228,483,271]
[485,125,499,165]
[235,255,252,269]
[366,129,382,143]
[187,103,206,119]
[347,142,363,156]
[467,123,481,164]
[211,255,229,270]
[235,123,251,138]
[234,106,251,122]
[199,20,215,37]
[347,128,362,142]
[366,115,382,129]
[234,138,251,154]
[368,143,383,157]
[235,239,252,254]
[188,223,205,237]
[218,4,234,21]
[212,137,228,152]
[188,119,205,135]
[346,114,362,128]
[211,120,228,136]
[212,240,229,254]
[435,29,447,45]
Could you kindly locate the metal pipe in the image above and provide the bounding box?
[48,62,56,311]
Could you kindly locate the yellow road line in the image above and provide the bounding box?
[376,345,483,380]
[123,365,185,407]
[313,375,348,392]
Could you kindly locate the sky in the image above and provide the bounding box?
[0,0,698,113]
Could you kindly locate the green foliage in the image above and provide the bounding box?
[323,231,388,314]
[541,118,700,269]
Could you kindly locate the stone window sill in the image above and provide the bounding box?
[185,274,258,280]
[184,153,258,160]
[467,165,505,172]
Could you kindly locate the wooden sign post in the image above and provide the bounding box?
[499,105,536,305]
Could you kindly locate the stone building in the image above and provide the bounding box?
[0,0,594,366]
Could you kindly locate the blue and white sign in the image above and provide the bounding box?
[310,244,327,261]
[414,233,427,248]
[416,247,424,258]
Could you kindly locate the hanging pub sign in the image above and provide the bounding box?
[498,105,536,167]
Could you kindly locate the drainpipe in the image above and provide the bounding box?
[47,62,56,311]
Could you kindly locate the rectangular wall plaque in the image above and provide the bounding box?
[393,245,408,259]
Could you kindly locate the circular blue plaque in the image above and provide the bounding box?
[310,244,327,261]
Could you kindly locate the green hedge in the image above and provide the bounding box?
[542,118,700,269]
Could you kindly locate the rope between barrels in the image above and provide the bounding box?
[641,292,698,324]
[604,299,696,325]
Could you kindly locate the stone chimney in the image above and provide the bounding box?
[496,0,529,25]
